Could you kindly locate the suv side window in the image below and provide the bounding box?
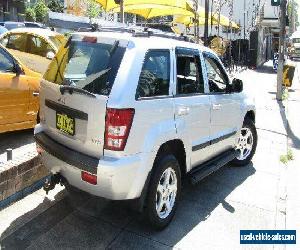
[6,34,27,52]
[176,49,204,95]
[28,35,54,57]
[203,54,229,93]
[0,48,14,73]
[136,50,170,99]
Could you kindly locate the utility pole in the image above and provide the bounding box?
[243,0,246,39]
[120,0,124,23]
[204,0,209,46]
[277,0,287,101]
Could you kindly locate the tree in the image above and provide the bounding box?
[25,7,36,22]
[34,0,49,23]
[86,0,102,22]
[48,0,64,13]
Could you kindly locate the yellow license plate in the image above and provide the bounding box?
[56,113,75,136]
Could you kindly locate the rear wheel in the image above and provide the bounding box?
[231,118,257,166]
[145,154,181,230]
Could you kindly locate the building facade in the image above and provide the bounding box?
[0,0,26,21]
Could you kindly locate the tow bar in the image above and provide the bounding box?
[43,173,65,194]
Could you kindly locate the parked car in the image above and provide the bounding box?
[0,21,25,30]
[0,44,41,133]
[34,29,257,229]
[0,28,66,74]
[24,22,46,29]
[289,35,300,60]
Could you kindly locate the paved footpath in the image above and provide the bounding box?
[0,61,299,250]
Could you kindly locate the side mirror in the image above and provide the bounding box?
[14,63,23,76]
[46,51,55,60]
[231,78,243,93]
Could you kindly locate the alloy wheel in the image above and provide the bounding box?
[236,128,254,161]
[155,167,177,219]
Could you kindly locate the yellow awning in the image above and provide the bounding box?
[112,4,193,19]
[96,0,193,12]
[175,12,239,29]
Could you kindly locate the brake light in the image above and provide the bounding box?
[104,108,135,151]
[82,36,97,43]
[81,171,97,185]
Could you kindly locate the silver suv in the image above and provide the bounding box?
[34,28,257,229]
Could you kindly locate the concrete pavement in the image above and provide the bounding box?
[0,61,299,250]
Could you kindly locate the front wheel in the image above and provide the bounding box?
[145,154,181,230]
[231,118,257,166]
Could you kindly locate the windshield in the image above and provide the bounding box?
[44,39,126,96]
[49,35,66,49]
[293,38,300,43]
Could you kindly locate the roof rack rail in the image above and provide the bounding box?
[77,24,195,43]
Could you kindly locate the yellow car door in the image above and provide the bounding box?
[0,47,30,133]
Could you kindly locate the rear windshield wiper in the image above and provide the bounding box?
[60,85,96,98]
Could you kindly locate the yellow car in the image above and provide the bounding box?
[0,44,41,133]
[0,28,66,75]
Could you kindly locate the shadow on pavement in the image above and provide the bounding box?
[254,64,275,75]
[276,100,300,149]
[0,129,34,155]
[0,163,256,249]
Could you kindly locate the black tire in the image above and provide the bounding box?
[231,118,257,166]
[145,154,181,230]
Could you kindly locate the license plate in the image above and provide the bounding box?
[56,113,75,136]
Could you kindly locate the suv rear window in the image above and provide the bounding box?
[44,39,125,96]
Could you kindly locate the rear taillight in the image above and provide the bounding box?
[104,108,135,151]
[81,171,97,185]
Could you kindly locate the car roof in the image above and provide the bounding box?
[72,30,216,56]
[6,28,61,38]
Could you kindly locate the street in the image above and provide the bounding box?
[0,60,299,249]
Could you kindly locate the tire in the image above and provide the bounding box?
[231,118,257,166]
[145,154,181,230]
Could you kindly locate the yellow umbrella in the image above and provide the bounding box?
[211,13,239,29]
[112,3,193,19]
[174,14,219,27]
[96,0,193,12]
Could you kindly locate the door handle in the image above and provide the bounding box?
[32,92,39,97]
[212,104,221,110]
[177,106,190,116]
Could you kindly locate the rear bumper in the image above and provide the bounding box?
[34,131,152,200]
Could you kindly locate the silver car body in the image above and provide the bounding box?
[35,31,255,200]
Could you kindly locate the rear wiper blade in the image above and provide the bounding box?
[60,85,96,98]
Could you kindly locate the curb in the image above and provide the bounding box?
[0,175,49,211]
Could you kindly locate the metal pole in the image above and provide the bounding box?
[218,0,221,37]
[243,0,246,39]
[277,0,287,101]
[204,0,209,46]
[120,0,124,23]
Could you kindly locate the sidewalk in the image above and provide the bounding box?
[285,63,300,246]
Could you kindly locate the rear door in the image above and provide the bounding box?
[39,36,126,159]
[203,52,240,154]
[173,47,212,168]
[0,47,30,129]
